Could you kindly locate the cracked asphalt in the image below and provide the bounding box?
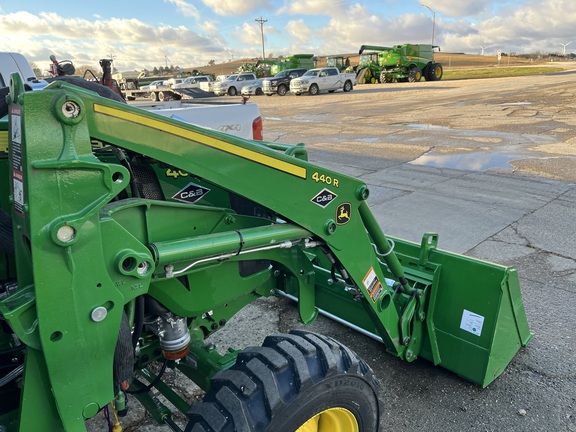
[89,68,576,431]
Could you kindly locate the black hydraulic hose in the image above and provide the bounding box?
[131,295,145,350]
[112,148,140,198]
[125,359,167,394]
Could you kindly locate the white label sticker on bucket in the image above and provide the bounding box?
[460,309,485,336]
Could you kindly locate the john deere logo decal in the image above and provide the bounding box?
[336,203,351,225]
[311,188,337,208]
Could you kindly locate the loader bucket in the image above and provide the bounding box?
[308,234,532,388]
[394,236,532,387]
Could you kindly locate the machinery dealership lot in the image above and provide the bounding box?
[86,69,576,431]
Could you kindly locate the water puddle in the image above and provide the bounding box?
[392,123,450,130]
[411,150,523,171]
[356,137,380,143]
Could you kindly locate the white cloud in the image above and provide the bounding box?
[164,0,200,19]
[431,0,488,18]
[202,0,273,16]
[285,20,312,45]
[237,22,262,46]
[278,0,345,16]
[0,12,225,70]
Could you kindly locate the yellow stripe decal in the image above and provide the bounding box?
[93,104,307,179]
[0,131,8,153]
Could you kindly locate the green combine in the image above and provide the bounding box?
[357,43,443,83]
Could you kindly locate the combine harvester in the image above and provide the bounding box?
[357,43,444,84]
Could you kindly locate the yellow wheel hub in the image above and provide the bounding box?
[296,407,359,432]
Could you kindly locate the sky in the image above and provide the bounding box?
[1,0,575,73]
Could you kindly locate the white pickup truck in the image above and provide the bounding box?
[0,52,263,140]
[213,73,259,96]
[172,76,212,90]
[289,67,355,95]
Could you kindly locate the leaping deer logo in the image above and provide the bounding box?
[336,203,351,225]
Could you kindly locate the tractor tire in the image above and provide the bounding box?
[423,63,432,81]
[430,63,443,81]
[277,84,288,96]
[150,92,158,102]
[185,330,381,432]
[228,86,237,96]
[356,67,367,85]
[380,71,393,83]
[343,80,353,92]
[408,67,422,82]
[309,84,319,96]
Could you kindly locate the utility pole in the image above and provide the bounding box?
[421,4,436,47]
[255,16,268,59]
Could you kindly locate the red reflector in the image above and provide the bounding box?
[252,116,263,140]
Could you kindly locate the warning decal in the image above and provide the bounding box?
[460,309,485,337]
[363,267,383,302]
[10,106,24,216]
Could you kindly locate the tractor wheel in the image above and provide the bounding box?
[408,67,422,82]
[309,84,319,95]
[277,84,288,96]
[423,63,432,81]
[431,63,444,81]
[343,80,353,92]
[356,67,367,85]
[185,330,381,432]
[228,86,237,96]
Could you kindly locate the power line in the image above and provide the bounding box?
[255,16,268,59]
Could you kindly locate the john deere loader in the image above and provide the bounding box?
[0,71,532,431]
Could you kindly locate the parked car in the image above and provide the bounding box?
[262,68,308,96]
[213,73,258,96]
[164,78,185,88]
[148,80,169,91]
[290,67,355,95]
[200,75,228,93]
[172,76,212,90]
[241,78,265,96]
[139,80,165,91]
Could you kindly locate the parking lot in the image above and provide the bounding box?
[92,70,576,431]
[253,71,576,432]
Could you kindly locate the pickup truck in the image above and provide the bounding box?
[262,68,308,96]
[172,76,212,90]
[213,73,258,96]
[0,52,263,140]
[199,74,227,93]
[289,67,355,95]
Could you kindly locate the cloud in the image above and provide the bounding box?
[202,0,273,16]
[164,0,200,19]
[237,22,262,46]
[278,0,345,16]
[285,20,312,45]
[0,11,224,70]
[431,0,488,18]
